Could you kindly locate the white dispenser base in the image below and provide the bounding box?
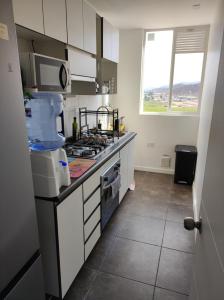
[30,148,71,198]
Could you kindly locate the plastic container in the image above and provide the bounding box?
[25,92,65,151]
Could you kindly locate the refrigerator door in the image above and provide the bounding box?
[4,256,45,300]
[0,0,40,293]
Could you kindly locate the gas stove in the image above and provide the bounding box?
[64,133,114,159]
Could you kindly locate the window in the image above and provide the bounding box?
[141,26,209,114]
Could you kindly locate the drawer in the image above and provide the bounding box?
[84,206,101,241]
[83,152,120,200]
[83,169,101,200]
[85,223,101,260]
[84,188,101,222]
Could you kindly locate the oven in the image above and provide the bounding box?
[101,160,120,231]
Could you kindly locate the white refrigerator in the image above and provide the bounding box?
[0,0,45,299]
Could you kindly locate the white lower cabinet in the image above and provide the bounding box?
[119,144,129,202]
[85,224,101,259]
[36,141,135,298]
[127,139,135,188]
[119,139,135,203]
[84,188,101,222]
[84,206,101,241]
[57,186,84,298]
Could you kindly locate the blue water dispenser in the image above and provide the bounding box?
[25,92,71,197]
[25,92,65,151]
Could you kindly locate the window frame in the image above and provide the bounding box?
[140,26,209,116]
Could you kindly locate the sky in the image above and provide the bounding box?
[143,30,204,90]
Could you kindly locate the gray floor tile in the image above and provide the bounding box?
[85,232,115,270]
[100,237,160,285]
[119,197,168,220]
[169,189,192,206]
[156,248,193,295]
[114,214,165,246]
[86,271,154,300]
[154,287,188,300]
[166,203,193,223]
[64,267,97,300]
[163,221,194,253]
[68,172,194,300]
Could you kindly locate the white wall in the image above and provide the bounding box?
[193,0,224,218]
[111,29,199,174]
[63,95,103,137]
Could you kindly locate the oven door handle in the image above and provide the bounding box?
[102,174,120,191]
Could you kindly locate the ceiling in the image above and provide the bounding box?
[88,0,218,29]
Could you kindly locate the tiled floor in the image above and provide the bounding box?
[65,171,194,300]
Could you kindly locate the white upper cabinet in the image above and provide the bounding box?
[102,19,113,61]
[12,0,44,34]
[112,27,119,63]
[66,0,84,50]
[102,18,119,63]
[67,47,96,78]
[67,0,96,55]
[83,0,96,54]
[43,0,67,43]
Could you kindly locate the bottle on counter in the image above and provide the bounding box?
[72,117,78,142]
[119,116,126,134]
[98,119,102,130]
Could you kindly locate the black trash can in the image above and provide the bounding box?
[174,145,197,185]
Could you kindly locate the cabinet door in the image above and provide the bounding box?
[83,0,96,54]
[12,0,44,34]
[57,186,84,298]
[119,144,129,203]
[127,139,135,188]
[112,27,119,63]
[68,47,96,77]
[102,18,113,61]
[67,0,84,50]
[43,0,67,43]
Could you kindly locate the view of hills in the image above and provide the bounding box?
[145,82,200,97]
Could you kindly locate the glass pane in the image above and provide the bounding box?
[143,30,173,113]
[171,53,204,113]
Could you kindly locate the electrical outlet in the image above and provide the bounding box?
[147,142,155,148]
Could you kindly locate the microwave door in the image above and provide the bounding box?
[34,55,65,92]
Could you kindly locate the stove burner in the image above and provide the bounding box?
[64,133,115,159]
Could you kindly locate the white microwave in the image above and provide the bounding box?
[21,53,71,93]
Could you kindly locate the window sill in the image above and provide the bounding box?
[139,111,200,117]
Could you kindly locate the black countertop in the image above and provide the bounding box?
[36,132,137,204]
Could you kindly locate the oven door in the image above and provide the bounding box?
[101,162,120,231]
[33,54,70,93]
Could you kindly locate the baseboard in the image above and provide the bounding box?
[134,165,174,175]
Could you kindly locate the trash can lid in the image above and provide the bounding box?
[175,145,197,153]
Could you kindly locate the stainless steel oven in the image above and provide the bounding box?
[101,160,120,231]
[21,52,71,93]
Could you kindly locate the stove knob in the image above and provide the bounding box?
[114,163,120,170]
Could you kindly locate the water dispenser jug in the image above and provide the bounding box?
[25,92,65,151]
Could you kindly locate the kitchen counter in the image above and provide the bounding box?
[36,132,137,203]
